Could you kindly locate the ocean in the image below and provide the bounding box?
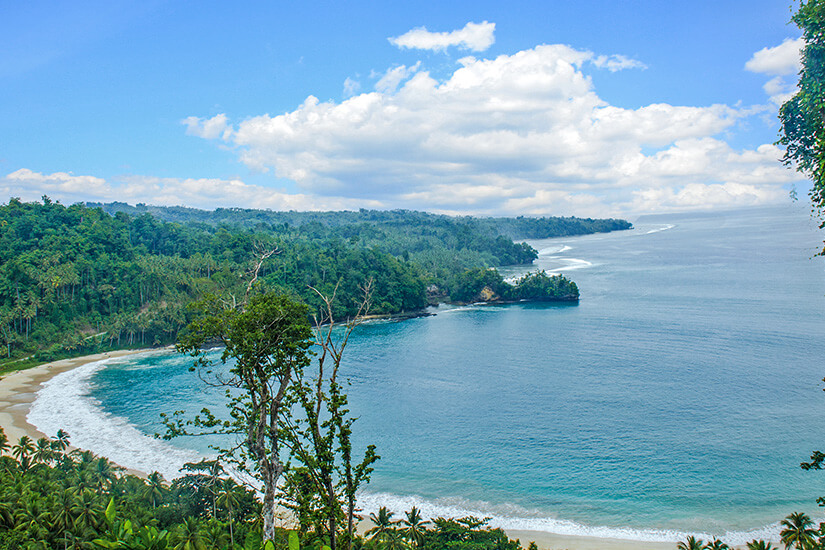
[28,204,825,544]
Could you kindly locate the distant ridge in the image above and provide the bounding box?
[86,202,632,240]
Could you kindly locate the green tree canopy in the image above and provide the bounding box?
[779,0,825,237]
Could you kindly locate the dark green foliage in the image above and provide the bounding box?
[451,269,579,303]
[778,1,825,233]
[419,517,521,550]
[0,426,261,549]
[1,198,627,365]
[451,268,507,303]
[0,422,532,550]
[172,292,315,542]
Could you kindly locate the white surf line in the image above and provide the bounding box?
[644,224,675,235]
[28,356,202,481]
[357,491,788,545]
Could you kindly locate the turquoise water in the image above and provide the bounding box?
[30,204,825,542]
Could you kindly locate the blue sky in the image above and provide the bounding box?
[0,0,809,217]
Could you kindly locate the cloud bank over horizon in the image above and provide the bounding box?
[180,33,800,217]
[2,24,805,218]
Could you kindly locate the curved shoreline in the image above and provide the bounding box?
[0,351,760,550]
[0,349,159,477]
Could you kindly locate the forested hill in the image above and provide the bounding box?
[88,202,631,240]
[0,198,630,366]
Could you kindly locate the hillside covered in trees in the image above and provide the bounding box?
[0,198,630,366]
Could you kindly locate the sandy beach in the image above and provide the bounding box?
[0,349,155,470]
[0,352,750,550]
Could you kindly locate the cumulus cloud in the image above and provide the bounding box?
[746,37,803,107]
[182,114,230,139]
[389,21,495,52]
[745,37,803,75]
[374,62,421,93]
[1,169,382,211]
[179,43,802,217]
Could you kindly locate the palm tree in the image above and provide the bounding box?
[143,471,167,510]
[779,512,817,550]
[12,435,34,462]
[32,437,54,465]
[381,528,412,550]
[12,435,34,472]
[71,489,103,536]
[91,456,121,491]
[706,539,730,550]
[199,519,228,550]
[52,429,70,453]
[366,507,398,543]
[216,479,243,548]
[16,497,51,543]
[51,488,77,550]
[677,535,706,550]
[747,541,777,550]
[171,516,205,550]
[0,426,8,455]
[401,506,430,548]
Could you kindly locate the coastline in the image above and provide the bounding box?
[0,351,761,550]
[0,348,159,476]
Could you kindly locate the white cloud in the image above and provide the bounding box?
[374,62,421,93]
[1,169,382,211]
[745,37,803,75]
[591,54,647,72]
[761,75,797,107]
[389,21,495,52]
[3,169,110,202]
[182,43,803,217]
[343,77,361,97]
[746,38,803,108]
[182,114,230,140]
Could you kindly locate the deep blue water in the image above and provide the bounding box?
[45,204,825,541]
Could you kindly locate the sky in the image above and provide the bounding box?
[0,0,811,218]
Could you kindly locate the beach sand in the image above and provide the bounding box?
[354,518,687,550]
[0,352,750,550]
[0,349,155,474]
[505,530,681,550]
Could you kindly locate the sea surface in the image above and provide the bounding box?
[29,204,825,544]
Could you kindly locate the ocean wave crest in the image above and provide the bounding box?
[356,492,786,545]
[28,355,202,481]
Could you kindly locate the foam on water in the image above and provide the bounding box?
[644,224,675,235]
[542,257,593,273]
[28,354,201,481]
[538,244,573,255]
[357,492,787,545]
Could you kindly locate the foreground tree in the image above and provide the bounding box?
[284,284,379,550]
[778,0,825,237]
[167,291,313,543]
[365,507,398,544]
[779,512,817,550]
[401,506,431,548]
[676,536,705,550]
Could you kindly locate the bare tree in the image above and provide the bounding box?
[283,280,379,550]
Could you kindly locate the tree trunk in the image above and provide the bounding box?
[347,490,355,550]
[263,469,278,542]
